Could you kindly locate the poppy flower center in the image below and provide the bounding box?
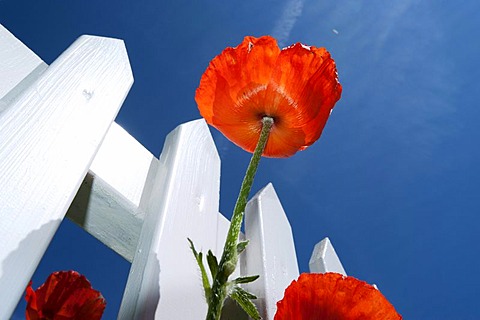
[262,116,274,127]
[258,114,276,123]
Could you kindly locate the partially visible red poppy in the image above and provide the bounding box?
[195,35,342,158]
[25,270,106,320]
[275,273,402,320]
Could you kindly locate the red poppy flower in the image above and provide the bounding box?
[25,271,106,320]
[195,35,342,157]
[275,273,402,320]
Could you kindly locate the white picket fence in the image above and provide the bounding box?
[0,25,346,319]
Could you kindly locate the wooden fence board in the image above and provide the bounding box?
[118,119,222,319]
[0,24,47,110]
[309,237,347,275]
[67,122,158,262]
[0,33,133,318]
[243,183,300,320]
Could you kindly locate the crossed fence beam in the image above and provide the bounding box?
[0,24,345,319]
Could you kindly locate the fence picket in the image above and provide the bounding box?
[309,237,347,275]
[0,24,47,110]
[0,33,133,318]
[243,183,300,320]
[118,119,222,319]
[67,122,158,262]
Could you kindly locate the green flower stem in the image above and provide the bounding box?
[206,117,274,320]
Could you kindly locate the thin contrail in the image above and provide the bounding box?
[271,0,305,47]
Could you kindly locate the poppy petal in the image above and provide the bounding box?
[196,36,279,124]
[267,44,341,142]
[196,36,283,155]
[275,273,402,320]
[25,271,106,320]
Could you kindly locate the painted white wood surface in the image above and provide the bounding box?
[244,184,300,320]
[89,123,157,209]
[118,119,223,319]
[0,25,47,112]
[309,237,347,275]
[67,122,158,262]
[0,23,155,264]
[0,32,133,319]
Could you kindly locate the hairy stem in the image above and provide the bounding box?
[206,117,274,320]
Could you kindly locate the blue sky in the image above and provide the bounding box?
[2,0,480,319]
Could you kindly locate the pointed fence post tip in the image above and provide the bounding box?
[309,237,347,276]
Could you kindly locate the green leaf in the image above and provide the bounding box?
[237,240,249,255]
[206,250,218,278]
[187,238,211,300]
[235,286,257,300]
[230,286,261,320]
[232,275,260,284]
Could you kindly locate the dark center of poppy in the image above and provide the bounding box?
[258,113,277,125]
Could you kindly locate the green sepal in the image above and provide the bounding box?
[230,286,261,320]
[207,250,218,278]
[232,275,260,285]
[237,240,249,255]
[187,238,211,301]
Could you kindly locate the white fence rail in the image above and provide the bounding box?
[0,24,346,319]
